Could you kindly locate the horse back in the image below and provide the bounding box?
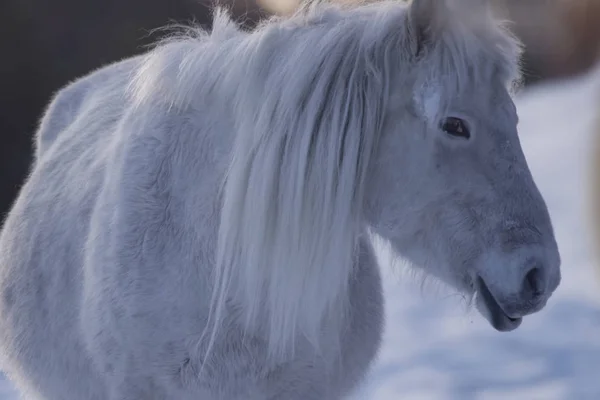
[0,57,142,399]
[34,57,143,162]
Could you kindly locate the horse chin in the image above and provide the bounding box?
[475,276,523,332]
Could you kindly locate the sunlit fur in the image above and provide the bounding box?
[0,1,560,399]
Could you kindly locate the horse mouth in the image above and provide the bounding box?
[476,276,522,332]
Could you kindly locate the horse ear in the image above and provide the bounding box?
[407,0,496,57]
[407,0,440,57]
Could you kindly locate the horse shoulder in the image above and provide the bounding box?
[79,97,222,390]
[246,238,384,399]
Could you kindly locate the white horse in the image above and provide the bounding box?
[0,0,561,398]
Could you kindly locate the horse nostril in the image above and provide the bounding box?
[524,267,544,298]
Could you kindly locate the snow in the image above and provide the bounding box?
[2,68,600,399]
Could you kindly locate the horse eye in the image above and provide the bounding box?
[440,117,470,139]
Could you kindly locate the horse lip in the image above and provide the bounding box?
[476,276,522,332]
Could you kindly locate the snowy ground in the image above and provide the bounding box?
[2,68,600,399]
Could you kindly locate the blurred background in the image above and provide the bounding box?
[1,0,599,399]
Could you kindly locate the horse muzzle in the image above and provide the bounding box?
[474,255,560,332]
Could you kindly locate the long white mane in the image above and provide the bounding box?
[130,0,523,363]
[213,4,394,361]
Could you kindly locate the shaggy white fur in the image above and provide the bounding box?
[0,1,560,399]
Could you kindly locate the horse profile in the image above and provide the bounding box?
[0,0,561,398]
